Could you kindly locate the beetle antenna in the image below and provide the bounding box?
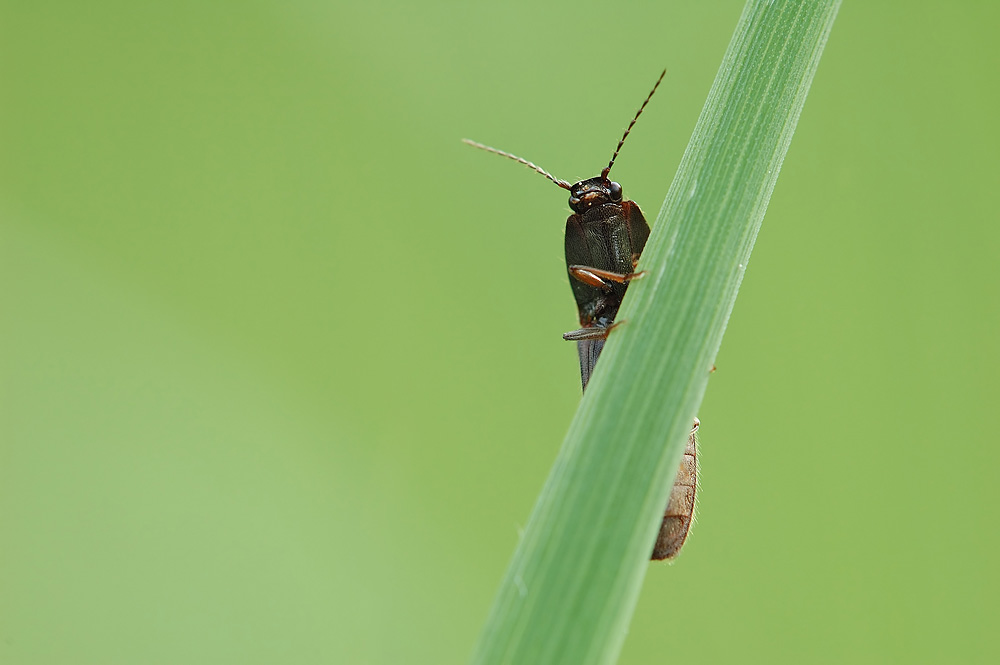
[602,69,666,180]
[462,139,572,190]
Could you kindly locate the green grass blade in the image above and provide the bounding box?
[471,1,841,663]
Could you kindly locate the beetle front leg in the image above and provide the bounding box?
[568,265,647,291]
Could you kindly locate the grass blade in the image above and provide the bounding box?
[471,1,841,663]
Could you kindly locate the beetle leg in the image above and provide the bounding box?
[562,320,625,341]
[568,264,647,290]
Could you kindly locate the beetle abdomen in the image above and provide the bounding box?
[651,423,698,560]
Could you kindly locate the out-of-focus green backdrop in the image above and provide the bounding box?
[2,2,997,663]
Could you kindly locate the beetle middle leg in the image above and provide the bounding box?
[568,265,647,291]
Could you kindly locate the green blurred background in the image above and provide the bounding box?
[2,2,998,663]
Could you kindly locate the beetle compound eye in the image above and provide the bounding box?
[609,181,623,201]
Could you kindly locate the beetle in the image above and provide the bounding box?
[464,70,697,560]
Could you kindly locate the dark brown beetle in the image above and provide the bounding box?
[464,70,697,560]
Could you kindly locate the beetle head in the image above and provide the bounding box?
[568,177,623,213]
